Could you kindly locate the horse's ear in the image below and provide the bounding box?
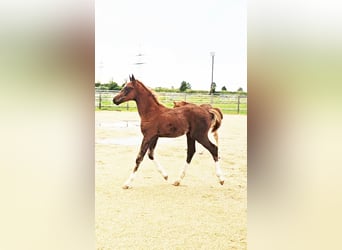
[131,74,135,81]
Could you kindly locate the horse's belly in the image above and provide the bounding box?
[158,123,188,137]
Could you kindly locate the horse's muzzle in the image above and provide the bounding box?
[113,96,121,105]
[113,96,123,105]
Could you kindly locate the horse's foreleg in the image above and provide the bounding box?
[173,134,196,186]
[122,138,150,189]
[148,137,168,180]
[198,136,225,185]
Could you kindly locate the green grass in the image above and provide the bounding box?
[95,93,247,115]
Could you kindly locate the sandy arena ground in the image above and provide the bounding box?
[96,111,247,249]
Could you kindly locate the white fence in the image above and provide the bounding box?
[95,90,247,114]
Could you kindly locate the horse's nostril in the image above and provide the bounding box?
[113,98,119,105]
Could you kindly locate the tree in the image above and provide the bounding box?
[237,87,243,92]
[108,80,120,90]
[179,81,191,92]
[221,86,227,91]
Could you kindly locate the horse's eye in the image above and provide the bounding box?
[123,87,132,94]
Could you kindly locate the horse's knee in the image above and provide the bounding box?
[136,154,143,165]
[134,155,144,172]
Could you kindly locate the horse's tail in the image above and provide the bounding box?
[209,108,223,133]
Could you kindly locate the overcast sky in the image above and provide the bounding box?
[95,0,246,91]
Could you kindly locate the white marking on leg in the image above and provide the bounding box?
[215,161,225,185]
[123,172,136,189]
[174,162,189,186]
[153,159,168,180]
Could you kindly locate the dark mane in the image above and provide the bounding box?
[135,80,164,107]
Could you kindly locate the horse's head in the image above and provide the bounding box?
[113,74,138,105]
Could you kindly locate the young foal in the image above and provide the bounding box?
[173,101,223,146]
[113,75,225,189]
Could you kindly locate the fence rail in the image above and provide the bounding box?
[95,90,247,114]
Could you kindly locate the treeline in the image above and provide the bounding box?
[95,80,122,90]
[153,87,247,95]
[95,80,247,95]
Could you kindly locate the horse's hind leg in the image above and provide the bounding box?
[123,137,150,189]
[173,133,196,186]
[197,136,225,185]
[148,137,168,180]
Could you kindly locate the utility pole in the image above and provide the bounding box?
[210,51,215,95]
[134,44,146,79]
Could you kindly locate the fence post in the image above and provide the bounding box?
[237,96,240,114]
[99,93,102,110]
[126,102,129,111]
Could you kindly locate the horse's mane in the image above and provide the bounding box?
[135,80,164,106]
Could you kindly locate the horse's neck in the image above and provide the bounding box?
[135,88,166,119]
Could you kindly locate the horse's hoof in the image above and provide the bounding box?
[164,176,168,181]
[122,184,131,189]
[220,180,224,185]
[173,181,180,186]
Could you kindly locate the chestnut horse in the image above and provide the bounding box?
[173,101,223,146]
[113,75,225,189]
